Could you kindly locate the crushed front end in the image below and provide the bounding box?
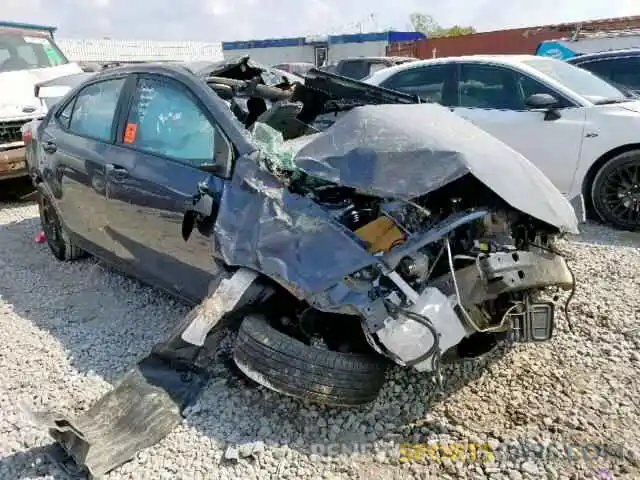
[339,202,574,376]
[222,100,580,379]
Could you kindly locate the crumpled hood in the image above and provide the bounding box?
[292,103,579,234]
[0,63,83,121]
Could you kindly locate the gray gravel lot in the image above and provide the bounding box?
[0,201,638,480]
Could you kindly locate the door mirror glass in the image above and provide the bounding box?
[525,93,559,109]
[199,128,234,176]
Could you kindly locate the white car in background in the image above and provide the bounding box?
[365,55,640,231]
[1,24,83,185]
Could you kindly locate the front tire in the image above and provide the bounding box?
[233,314,388,407]
[591,150,640,231]
[37,192,84,261]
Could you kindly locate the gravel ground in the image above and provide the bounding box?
[0,201,638,480]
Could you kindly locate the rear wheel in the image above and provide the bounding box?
[38,192,84,261]
[233,314,388,406]
[591,150,640,231]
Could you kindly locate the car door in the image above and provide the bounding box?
[104,73,231,303]
[451,62,587,195]
[39,76,127,257]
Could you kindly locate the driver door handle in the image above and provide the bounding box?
[106,163,129,181]
[42,141,57,154]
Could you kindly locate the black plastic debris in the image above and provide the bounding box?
[30,352,210,478]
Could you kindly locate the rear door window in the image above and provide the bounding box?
[64,78,126,142]
[458,63,522,110]
[381,64,451,103]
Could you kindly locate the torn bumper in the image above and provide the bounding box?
[427,249,574,306]
[0,146,27,180]
[373,249,573,371]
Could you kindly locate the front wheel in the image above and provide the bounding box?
[591,150,640,231]
[233,314,388,407]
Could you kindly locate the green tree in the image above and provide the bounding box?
[409,13,476,38]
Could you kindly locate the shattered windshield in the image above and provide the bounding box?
[0,31,68,73]
[249,122,318,177]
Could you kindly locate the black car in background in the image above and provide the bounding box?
[566,49,640,95]
[319,56,419,80]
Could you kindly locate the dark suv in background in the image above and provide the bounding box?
[319,56,418,80]
[567,49,640,95]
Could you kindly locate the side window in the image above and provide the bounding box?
[576,59,617,81]
[123,76,216,167]
[517,74,573,109]
[368,62,389,75]
[608,57,640,90]
[381,65,449,103]
[57,99,75,129]
[339,61,370,80]
[67,78,125,141]
[458,64,522,110]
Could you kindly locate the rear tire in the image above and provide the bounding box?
[37,191,84,261]
[591,150,640,231]
[233,314,388,407]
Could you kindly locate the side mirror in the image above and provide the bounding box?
[525,93,561,121]
[182,183,216,241]
[198,128,234,177]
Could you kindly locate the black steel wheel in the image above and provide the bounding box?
[37,191,84,261]
[591,151,640,231]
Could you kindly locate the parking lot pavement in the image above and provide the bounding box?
[0,202,638,480]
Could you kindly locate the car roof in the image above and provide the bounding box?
[91,62,201,78]
[365,54,552,81]
[384,54,542,67]
[566,48,640,63]
[274,62,315,66]
[339,56,416,63]
[363,54,599,106]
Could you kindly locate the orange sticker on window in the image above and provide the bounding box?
[123,122,137,144]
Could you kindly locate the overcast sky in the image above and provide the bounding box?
[5,0,640,42]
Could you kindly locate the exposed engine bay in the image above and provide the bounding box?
[189,56,578,375]
[297,177,574,373]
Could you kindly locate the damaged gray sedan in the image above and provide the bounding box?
[25,57,579,410]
